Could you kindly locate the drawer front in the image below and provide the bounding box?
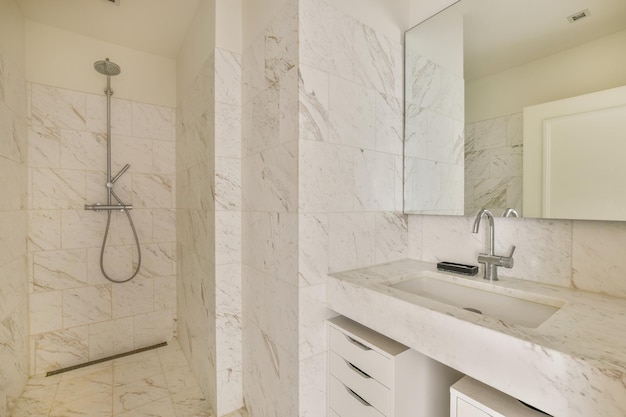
[329,326,391,387]
[329,351,390,415]
[329,376,386,417]
[455,398,492,417]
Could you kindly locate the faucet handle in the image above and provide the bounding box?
[506,245,516,258]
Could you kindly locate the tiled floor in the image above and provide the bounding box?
[11,340,247,417]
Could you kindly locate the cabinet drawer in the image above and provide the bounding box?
[456,398,492,417]
[329,326,391,387]
[329,375,385,417]
[329,351,390,415]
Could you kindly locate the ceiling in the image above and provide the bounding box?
[16,0,201,58]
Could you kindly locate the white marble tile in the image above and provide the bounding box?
[264,0,297,87]
[29,291,62,335]
[375,91,403,155]
[215,157,241,211]
[31,168,85,210]
[27,125,61,168]
[133,309,175,348]
[132,174,173,209]
[299,64,329,143]
[299,284,334,358]
[152,209,176,243]
[0,303,29,405]
[572,220,626,298]
[60,130,107,171]
[30,84,86,130]
[154,275,176,311]
[242,141,298,213]
[118,396,176,417]
[63,284,112,328]
[132,102,174,141]
[216,367,243,416]
[88,317,134,361]
[33,249,87,291]
[354,149,396,211]
[421,215,482,265]
[216,48,242,107]
[152,139,176,175]
[299,352,326,417]
[374,212,409,264]
[28,210,61,252]
[61,210,107,249]
[138,242,175,279]
[328,76,376,150]
[85,94,132,136]
[215,102,242,159]
[112,277,154,318]
[298,213,329,287]
[32,326,89,375]
[407,214,424,260]
[328,212,376,273]
[242,321,297,417]
[0,211,25,266]
[474,116,507,151]
[354,22,402,98]
[0,257,27,321]
[299,0,356,80]
[170,385,212,417]
[298,141,354,212]
[87,245,134,285]
[113,373,169,415]
[215,211,241,266]
[112,135,154,174]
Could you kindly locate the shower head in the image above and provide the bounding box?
[94,58,121,76]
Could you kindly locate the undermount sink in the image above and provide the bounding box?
[390,275,563,328]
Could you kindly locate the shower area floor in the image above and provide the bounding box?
[11,339,246,417]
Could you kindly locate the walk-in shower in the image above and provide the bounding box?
[85,58,141,283]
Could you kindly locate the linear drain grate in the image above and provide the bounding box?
[46,341,167,377]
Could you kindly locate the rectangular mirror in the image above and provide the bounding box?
[404,0,626,220]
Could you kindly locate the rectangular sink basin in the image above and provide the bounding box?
[390,276,562,328]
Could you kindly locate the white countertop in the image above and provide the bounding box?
[327,259,626,417]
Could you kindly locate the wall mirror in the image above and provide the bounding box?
[404,0,626,220]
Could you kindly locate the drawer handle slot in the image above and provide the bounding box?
[345,335,371,351]
[344,359,371,379]
[345,386,372,407]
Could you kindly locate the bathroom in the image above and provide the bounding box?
[1,0,625,416]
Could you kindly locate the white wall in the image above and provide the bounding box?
[25,21,177,107]
[466,28,626,123]
[0,0,25,70]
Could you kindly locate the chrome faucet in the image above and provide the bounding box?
[472,209,516,281]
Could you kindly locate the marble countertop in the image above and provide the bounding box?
[327,259,626,417]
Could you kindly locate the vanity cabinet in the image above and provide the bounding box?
[328,316,463,417]
[451,377,550,417]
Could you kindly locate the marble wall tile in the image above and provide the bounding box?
[298,141,354,212]
[242,321,298,417]
[153,209,176,243]
[298,64,329,143]
[60,130,107,171]
[298,284,334,358]
[139,242,175,279]
[152,139,176,175]
[421,215,482,265]
[31,168,85,210]
[216,49,243,108]
[61,210,106,249]
[298,352,326,417]
[33,249,87,291]
[33,326,89,375]
[63,284,112,328]
[132,173,174,209]
[0,303,29,407]
[0,258,27,321]
[298,213,329,287]
[375,92,403,155]
[215,102,242,158]
[111,135,154,174]
[354,149,396,211]
[30,84,85,130]
[133,309,175,348]
[154,275,177,310]
[374,212,409,264]
[85,95,132,136]
[299,0,356,80]
[215,212,242,265]
[572,221,626,298]
[132,102,174,141]
[28,125,61,168]
[0,211,26,266]
[88,317,134,360]
[328,213,376,273]
[328,76,376,149]
[215,157,241,211]
[112,278,154,318]
[87,245,134,285]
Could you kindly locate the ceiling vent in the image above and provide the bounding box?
[567,9,590,23]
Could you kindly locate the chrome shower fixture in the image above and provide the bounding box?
[85,57,141,283]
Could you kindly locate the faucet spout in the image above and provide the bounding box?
[472,208,495,256]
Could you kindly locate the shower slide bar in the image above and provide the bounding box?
[84,204,133,211]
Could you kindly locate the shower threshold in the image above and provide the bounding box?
[46,341,168,377]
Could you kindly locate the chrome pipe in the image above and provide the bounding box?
[111,163,130,184]
[85,204,133,211]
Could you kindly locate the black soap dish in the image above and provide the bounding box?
[437,261,479,276]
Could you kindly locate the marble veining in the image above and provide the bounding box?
[328,259,626,417]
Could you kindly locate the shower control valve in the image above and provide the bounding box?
[107,182,113,189]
